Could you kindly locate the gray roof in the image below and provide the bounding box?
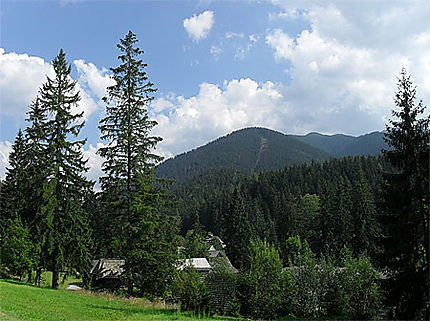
[90,258,125,280]
[177,258,212,272]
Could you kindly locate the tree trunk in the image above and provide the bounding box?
[127,279,133,296]
[35,268,41,286]
[27,269,32,283]
[52,269,60,289]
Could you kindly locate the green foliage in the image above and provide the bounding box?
[172,268,210,313]
[283,238,321,319]
[380,68,429,319]
[239,239,283,320]
[221,187,252,269]
[339,249,382,320]
[0,129,28,233]
[1,216,37,278]
[182,209,208,259]
[281,237,383,320]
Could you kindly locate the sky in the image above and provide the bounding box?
[1,0,429,181]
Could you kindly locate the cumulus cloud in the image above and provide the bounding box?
[74,59,115,99]
[264,0,430,134]
[0,49,107,122]
[183,10,214,42]
[150,78,289,158]
[0,48,54,117]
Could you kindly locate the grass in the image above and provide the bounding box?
[0,278,236,321]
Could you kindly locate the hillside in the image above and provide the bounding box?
[157,127,332,184]
[292,131,387,157]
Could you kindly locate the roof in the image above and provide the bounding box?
[177,258,212,272]
[209,245,220,258]
[90,258,125,279]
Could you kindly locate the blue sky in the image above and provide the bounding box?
[1,0,429,180]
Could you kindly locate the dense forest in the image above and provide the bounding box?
[1,31,429,320]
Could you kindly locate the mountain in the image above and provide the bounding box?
[157,127,331,184]
[157,127,387,185]
[291,131,387,157]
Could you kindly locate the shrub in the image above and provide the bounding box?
[171,267,210,313]
[339,249,382,319]
[239,239,283,320]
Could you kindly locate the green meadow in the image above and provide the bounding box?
[0,279,234,321]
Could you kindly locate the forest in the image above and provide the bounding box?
[1,31,429,320]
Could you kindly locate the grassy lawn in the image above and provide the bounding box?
[0,279,234,321]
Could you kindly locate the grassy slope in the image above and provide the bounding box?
[0,279,231,321]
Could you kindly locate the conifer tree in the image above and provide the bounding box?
[351,171,379,259]
[380,68,429,319]
[222,187,252,269]
[98,31,177,296]
[36,49,92,289]
[0,129,28,232]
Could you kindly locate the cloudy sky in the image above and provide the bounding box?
[1,0,429,180]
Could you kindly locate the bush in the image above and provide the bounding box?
[239,239,283,320]
[339,249,382,319]
[1,216,37,279]
[171,267,210,313]
[282,238,321,319]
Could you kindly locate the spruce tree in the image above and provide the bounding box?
[222,187,252,269]
[24,98,49,283]
[98,31,177,296]
[37,49,93,289]
[0,129,28,231]
[380,68,429,319]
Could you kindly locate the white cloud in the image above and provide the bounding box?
[0,140,12,180]
[0,48,54,117]
[210,45,222,60]
[225,31,244,39]
[183,10,214,42]
[0,49,110,123]
[74,59,114,99]
[82,143,105,184]
[150,78,289,158]
[249,34,259,43]
[264,0,430,134]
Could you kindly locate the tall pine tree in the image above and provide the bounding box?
[37,49,93,289]
[98,31,178,296]
[380,68,429,319]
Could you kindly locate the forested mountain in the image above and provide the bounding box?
[157,127,332,184]
[157,127,386,185]
[292,131,387,157]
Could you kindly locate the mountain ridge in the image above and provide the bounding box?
[156,127,387,185]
